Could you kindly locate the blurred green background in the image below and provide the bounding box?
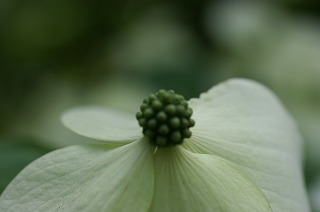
[1,0,320,210]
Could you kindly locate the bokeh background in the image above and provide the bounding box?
[1,0,319,210]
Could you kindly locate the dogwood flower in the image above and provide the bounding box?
[0,79,309,211]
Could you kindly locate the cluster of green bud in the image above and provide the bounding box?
[136,89,195,147]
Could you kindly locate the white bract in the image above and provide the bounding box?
[0,79,310,211]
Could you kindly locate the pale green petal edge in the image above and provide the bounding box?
[62,106,142,144]
[0,139,154,212]
[150,146,272,212]
[184,78,310,212]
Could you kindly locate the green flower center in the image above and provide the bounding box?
[136,89,195,147]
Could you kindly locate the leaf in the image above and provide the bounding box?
[0,139,154,212]
[0,137,52,194]
[150,146,272,212]
[184,78,310,211]
[62,107,142,144]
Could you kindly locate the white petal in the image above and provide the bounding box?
[150,146,272,212]
[0,139,154,212]
[185,78,310,211]
[62,106,142,143]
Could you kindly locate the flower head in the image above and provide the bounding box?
[0,79,310,211]
[136,89,195,147]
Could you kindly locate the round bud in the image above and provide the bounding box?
[158,125,169,135]
[148,94,157,101]
[147,119,157,129]
[189,119,195,127]
[176,105,185,116]
[145,129,155,138]
[165,104,176,115]
[138,118,146,127]
[182,129,192,138]
[152,100,163,111]
[181,118,189,128]
[170,117,181,129]
[144,108,154,118]
[170,131,181,143]
[140,103,148,111]
[186,108,193,118]
[156,111,167,122]
[136,111,143,119]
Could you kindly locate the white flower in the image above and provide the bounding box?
[0,79,309,211]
